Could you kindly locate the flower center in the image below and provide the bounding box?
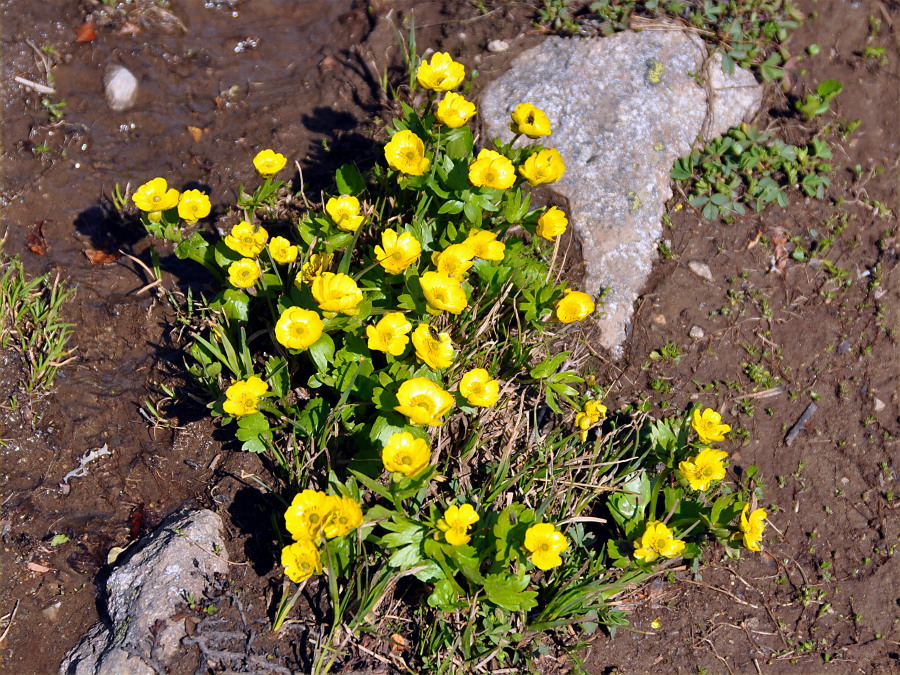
[411,394,435,412]
[400,454,412,466]
[309,514,320,525]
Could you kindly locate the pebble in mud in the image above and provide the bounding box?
[687,261,713,282]
[103,64,138,112]
[689,325,705,340]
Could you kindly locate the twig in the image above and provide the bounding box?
[679,577,759,608]
[784,402,816,446]
[702,637,735,675]
[14,76,54,94]
[0,600,20,643]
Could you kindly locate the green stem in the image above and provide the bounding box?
[647,467,672,522]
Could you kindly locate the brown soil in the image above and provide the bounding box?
[1,1,897,674]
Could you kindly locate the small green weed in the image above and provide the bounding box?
[796,79,842,119]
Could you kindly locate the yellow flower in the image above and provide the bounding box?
[225,221,268,258]
[281,540,322,583]
[325,195,365,232]
[436,504,479,546]
[739,504,767,552]
[519,148,565,186]
[509,103,551,138]
[395,377,454,427]
[366,312,412,356]
[222,376,268,418]
[324,495,363,539]
[311,272,363,316]
[416,52,465,91]
[536,207,568,242]
[692,408,731,444]
[555,289,594,323]
[275,306,323,351]
[432,243,475,281]
[133,177,179,214]
[300,253,333,285]
[228,258,260,289]
[412,324,454,369]
[678,447,728,491]
[633,521,686,563]
[285,489,334,542]
[253,149,287,177]
[436,92,476,128]
[420,271,467,315]
[268,236,298,264]
[177,189,211,224]
[382,431,431,478]
[524,522,568,570]
[575,399,607,442]
[459,369,500,407]
[464,229,505,261]
[374,229,421,275]
[384,130,430,176]
[468,149,516,189]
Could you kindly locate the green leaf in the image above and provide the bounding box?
[213,240,243,268]
[816,79,843,101]
[50,534,69,547]
[308,332,335,372]
[211,289,250,322]
[174,231,210,264]
[483,572,538,612]
[335,164,366,196]
[444,125,473,160]
[349,469,391,501]
[427,578,466,611]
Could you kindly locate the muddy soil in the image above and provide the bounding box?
[1,0,898,674]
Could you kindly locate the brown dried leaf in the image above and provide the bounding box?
[84,248,120,265]
[389,633,407,652]
[27,220,47,255]
[27,561,53,573]
[187,126,205,143]
[75,21,97,44]
[118,21,141,36]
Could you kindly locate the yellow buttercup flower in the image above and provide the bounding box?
[692,408,731,444]
[177,189,211,224]
[325,195,365,232]
[268,236,299,264]
[509,103,551,138]
[412,324,454,369]
[575,399,607,442]
[536,206,568,242]
[519,148,565,186]
[468,149,516,189]
[323,495,363,539]
[225,221,268,258]
[133,177,179,215]
[420,271,467,315]
[300,253,333,285]
[281,540,322,583]
[253,149,287,177]
[285,489,334,542]
[366,312,412,356]
[459,369,500,407]
[223,376,268,418]
[432,243,475,281]
[436,92,476,128]
[374,229,421,275]
[228,258,260,289]
[395,377,454,427]
[436,504,479,546]
[633,521,686,563]
[555,289,594,323]
[464,229,505,261]
[311,272,363,316]
[384,130,430,176]
[275,306,323,351]
[524,523,568,570]
[416,52,465,91]
[678,447,728,491]
[739,504,767,552]
[382,431,431,479]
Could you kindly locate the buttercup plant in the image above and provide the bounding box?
[130,47,770,672]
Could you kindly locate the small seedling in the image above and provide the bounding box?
[796,79,843,119]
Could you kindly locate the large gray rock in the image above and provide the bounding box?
[480,30,762,353]
[60,510,229,675]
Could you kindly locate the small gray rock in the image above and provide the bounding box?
[60,510,229,675]
[689,325,705,340]
[103,65,138,112]
[688,261,713,282]
[874,398,886,412]
[487,39,510,53]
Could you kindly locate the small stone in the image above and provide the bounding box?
[688,261,713,282]
[653,314,666,326]
[103,65,138,112]
[838,340,852,354]
[689,325,705,339]
[874,398,886,412]
[487,40,509,53]
[42,601,61,621]
[874,288,886,300]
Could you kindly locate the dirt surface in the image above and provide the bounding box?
[1,0,898,674]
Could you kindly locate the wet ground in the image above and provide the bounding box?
[1,0,898,673]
